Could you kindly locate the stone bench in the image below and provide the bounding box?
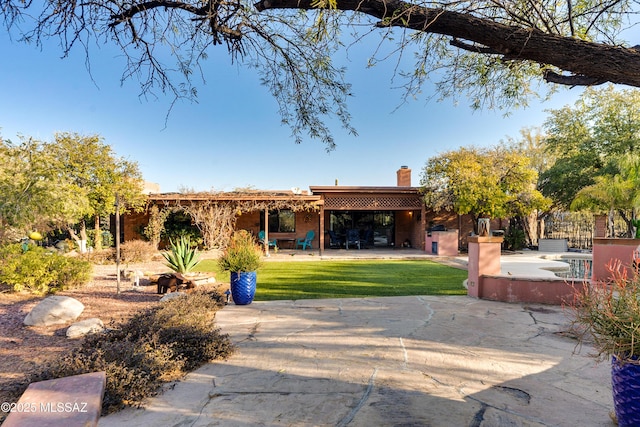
[3,371,105,427]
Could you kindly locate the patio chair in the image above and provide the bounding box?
[328,230,344,248]
[346,229,361,250]
[295,230,315,250]
[360,228,373,249]
[258,230,278,249]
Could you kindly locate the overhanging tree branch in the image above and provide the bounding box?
[254,0,640,88]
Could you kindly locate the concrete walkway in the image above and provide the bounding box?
[99,294,613,426]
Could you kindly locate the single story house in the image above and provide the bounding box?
[120,167,484,254]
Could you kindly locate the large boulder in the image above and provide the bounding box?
[23,296,85,327]
[66,318,104,339]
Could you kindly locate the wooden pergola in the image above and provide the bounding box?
[310,186,427,252]
[144,190,323,254]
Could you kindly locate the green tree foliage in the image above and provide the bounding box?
[571,154,640,236]
[2,2,640,148]
[541,86,640,235]
[421,144,551,228]
[49,132,146,250]
[0,133,145,246]
[0,137,91,242]
[501,127,555,246]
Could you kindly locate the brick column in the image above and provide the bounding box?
[467,236,503,298]
[594,215,607,238]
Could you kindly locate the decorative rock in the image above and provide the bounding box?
[2,371,106,427]
[23,296,85,327]
[160,292,188,302]
[66,318,105,339]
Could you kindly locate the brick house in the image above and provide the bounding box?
[119,167,482,254]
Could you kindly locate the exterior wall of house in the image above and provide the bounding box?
[294,211,320,247]
[395,211,414,247]
[236,211,260,235]
[122,211,149,242]
[235,210,320,248]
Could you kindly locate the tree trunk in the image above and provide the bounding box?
[520,212,539,248]
[609,208,616,238]
[75,219,88,253]
[254,0,640,88]
[618,209,633,238]
[94,216,102,251]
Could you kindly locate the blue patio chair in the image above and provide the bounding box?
[328,230,344,248]
[346,229,361,250]
[258,230,277,249]
[360,228,373,249]
[295,230,315,250]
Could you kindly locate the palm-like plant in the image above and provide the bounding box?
[162,236,201,274]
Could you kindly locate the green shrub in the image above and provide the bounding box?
[218,230,263,272]
[50,255,93,288]
[9,290,235,415]
[120,239,157,263]
[0,244,92,294]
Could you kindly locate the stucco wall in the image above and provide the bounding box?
[479,276,587,305]
[425,230,459,256]
[592,238,640,282]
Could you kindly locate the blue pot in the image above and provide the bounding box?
[612,355,640,426]
[230,271,257,305]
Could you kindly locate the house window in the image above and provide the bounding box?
[264,210,296,233]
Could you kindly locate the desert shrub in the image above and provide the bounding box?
[80,248,115,265]
[120,240,157,263]
[0,244,92,294]
[10,290,235,415]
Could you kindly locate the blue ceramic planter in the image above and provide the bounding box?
[230,271,257,305]
[612,356,640,427]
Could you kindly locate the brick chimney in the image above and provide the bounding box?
[397,166,411,187]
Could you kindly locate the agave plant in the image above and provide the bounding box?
[162,236,201,274]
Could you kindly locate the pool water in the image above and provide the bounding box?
[555,258,592,279]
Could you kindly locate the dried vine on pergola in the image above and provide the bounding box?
[147,192,321,249]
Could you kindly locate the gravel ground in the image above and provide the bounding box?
[0,260,222,409]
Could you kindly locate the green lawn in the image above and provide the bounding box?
[195,259,467,301]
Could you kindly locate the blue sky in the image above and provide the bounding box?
[0,26,587,193]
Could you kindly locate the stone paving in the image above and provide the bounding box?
[99,294,614,426]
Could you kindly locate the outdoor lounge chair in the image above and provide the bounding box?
[328,230,344,248]
[258,230,278,249]
[295,230,315,250]
[360,228,373,249]
[346,229,360,250]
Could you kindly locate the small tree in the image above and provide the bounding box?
[49,132,147,252]
[571,154,640,237]
[0,136,91,243]
[421,144,550,233]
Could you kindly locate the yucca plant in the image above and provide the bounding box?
[162,236,201,274]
